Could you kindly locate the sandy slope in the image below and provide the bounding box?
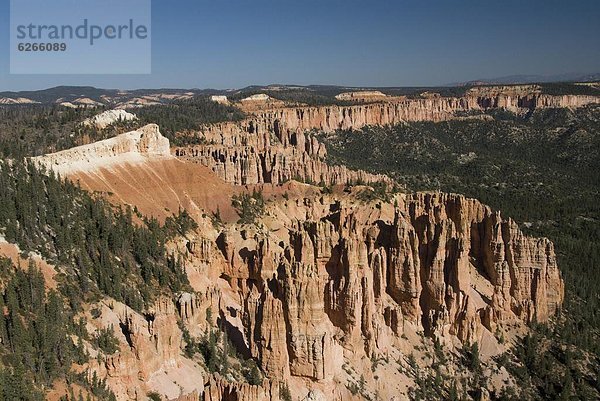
[68,157,238,222]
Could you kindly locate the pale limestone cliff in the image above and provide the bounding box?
[335,90,389,101]
[0,97,40,104]
[33,124,171,175]
[211,95,229,104]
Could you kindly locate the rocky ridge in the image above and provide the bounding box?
[175,86,599,188]
[175,119,389,187]
[335,91,389,101]
[33,123,170,175]
[244,91,598,131]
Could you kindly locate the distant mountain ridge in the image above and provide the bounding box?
[1,76,600,108]
[447,72,600,86]
[0,86,208,108]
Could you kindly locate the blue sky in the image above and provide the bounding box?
[1,0,599,91]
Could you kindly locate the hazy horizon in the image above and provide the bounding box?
[1,71,600,94]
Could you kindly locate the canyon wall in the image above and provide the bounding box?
[87,297,206,401]
[175,120,389,186]
[246,91,598,132]
[175,190,563,400]
[175,88,599,187]
[32,86,576,400]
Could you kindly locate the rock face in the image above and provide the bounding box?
[183,190,564,400]
[89,297,205,401]
[83,109,138,129]
[399,193,564,336]
[203,376,279,401]
[175,86,599,187]
[175,119,388,186]
[248,92,598,132]
[33,124,170,175]
[202,191,564,385]
[210,95,229,104]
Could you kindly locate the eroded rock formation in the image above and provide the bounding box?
[175,86,599,187]
[88,297,205,400]
[202,191,564,381]
[175,119,388,186]
[203,376,279,401]
[31,86,575,399]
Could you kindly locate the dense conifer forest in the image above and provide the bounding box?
[135,96,246,144]
[0,96,246,158]
[0,161,198,399]
[0,257,115,401]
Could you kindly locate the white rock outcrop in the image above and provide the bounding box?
[210,95,229,104]
[241,93,272,102]
[0,97,39,105]
[335,90,388,101]
[83,109,138,129]
[33,124,170,175]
